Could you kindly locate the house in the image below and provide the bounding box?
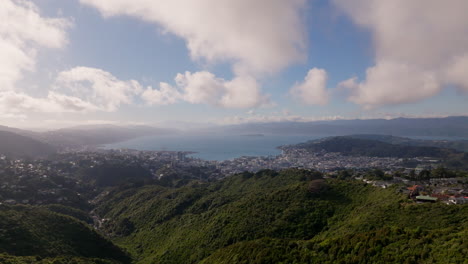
[448,196,468,205]
[408,185,424,198]
[415,195,438,203]
[3,199,17,205]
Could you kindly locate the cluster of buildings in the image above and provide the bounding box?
[355,174,468,205]
[211,149,403,175]
[0,146,466,206]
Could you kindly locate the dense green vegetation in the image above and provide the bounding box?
[0,205,130,264]
[77,162,152,187]
[2,167,467,263]
[93,169,468,263]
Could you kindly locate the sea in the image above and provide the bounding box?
[104,134,325,161]
[104,134,467,161]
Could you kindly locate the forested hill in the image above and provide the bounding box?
[0,205,130,264]
[0,130,56,159]
[347,134,468,152]
[92,169,468,264]
[287,136,464,159]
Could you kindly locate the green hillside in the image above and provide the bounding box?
[93,169,468,264]
[0,205,130,264]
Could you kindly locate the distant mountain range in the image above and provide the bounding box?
[1,116,467,159]
[0,130,56,159]
[0,124,178,158]
[214,116,468,137]
[40,124,177,148]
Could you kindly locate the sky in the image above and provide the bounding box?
[1,0,467,129]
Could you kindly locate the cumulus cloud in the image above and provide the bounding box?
[1,65,143,115]
[333,0,468,108]
[290,68,329,105]
[0,91,98,115]
[79,0,308,108]
[0,0,76,117]
[141,82,181,106]
[342,62,440,107]
[54,67,142,111]
[142,71,270,108]
[0,1,142,116]
[79,0,306,75]
[0,0,70,91]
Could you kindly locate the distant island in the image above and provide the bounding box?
[240,133,265,137]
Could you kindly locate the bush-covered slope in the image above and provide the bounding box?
[95,169,468,264]
[95,169,330,263]
[201,182,468,264]
[0,205,130,264]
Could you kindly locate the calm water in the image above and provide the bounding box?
[104,134,325,161]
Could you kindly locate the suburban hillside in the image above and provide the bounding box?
[284,136,468,169]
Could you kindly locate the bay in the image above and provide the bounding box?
[104,134,325,161]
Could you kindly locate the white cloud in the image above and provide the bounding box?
[0,91,98,115]
[290,68,329,105]
[141,82,181,106]
[176,71,226,106]
[0,0,77,117]
[1,65,143,116]
[333,0,468,108]
[445,53,468,92]
[343,62,440,108]
[79,0,308,109]
[79,0,306,75]
[142,71,270,108]
[0,0,70,91]
[54,67,142,111]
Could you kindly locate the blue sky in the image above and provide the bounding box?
[2,0,467,129]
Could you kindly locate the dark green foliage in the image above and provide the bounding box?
[95,169,329,263]
[0,254,122,264]
[201,179,468,264]
[0,205,130,263]
[77,162,152,187]
[94,169,468,264]
[42,204,93,224]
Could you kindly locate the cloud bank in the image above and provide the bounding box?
[142,71,270,108]
[0,0,73,117]
[79,0,308,108]
[333,0,468,108]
